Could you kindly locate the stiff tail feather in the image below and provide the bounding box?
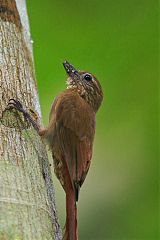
[63,188,78,240]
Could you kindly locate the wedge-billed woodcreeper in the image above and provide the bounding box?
[8,61,103,240]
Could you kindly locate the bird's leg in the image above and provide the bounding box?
[7,99,46,136]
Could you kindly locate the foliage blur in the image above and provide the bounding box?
[27,0,158,239]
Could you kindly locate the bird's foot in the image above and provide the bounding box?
[6,99,40,133]
[7,99,27,116]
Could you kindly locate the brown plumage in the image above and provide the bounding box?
[8,61,103,240]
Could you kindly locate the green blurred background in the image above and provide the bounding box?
[27,1,158,239]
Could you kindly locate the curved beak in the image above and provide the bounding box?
[63,60,80,80]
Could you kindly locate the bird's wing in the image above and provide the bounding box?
[55,91,95,199]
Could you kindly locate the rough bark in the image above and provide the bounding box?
[0,0,62,239]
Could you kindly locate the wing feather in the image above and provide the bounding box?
[52,90,95,192]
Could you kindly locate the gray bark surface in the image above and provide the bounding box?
[0,0,62,239]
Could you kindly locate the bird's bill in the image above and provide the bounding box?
[63,61,81,81]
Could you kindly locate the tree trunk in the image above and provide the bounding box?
[0,0,62,239]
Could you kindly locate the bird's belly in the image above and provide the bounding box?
[52,149,65,187]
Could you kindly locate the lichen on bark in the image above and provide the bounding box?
[0,0,62,239]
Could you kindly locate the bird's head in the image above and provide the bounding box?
[63,61,103,112]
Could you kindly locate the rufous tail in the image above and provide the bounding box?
[63,188,78,240]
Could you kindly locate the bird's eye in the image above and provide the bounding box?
[84,74,92,81]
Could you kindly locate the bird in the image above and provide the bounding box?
[8,61,103,240]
